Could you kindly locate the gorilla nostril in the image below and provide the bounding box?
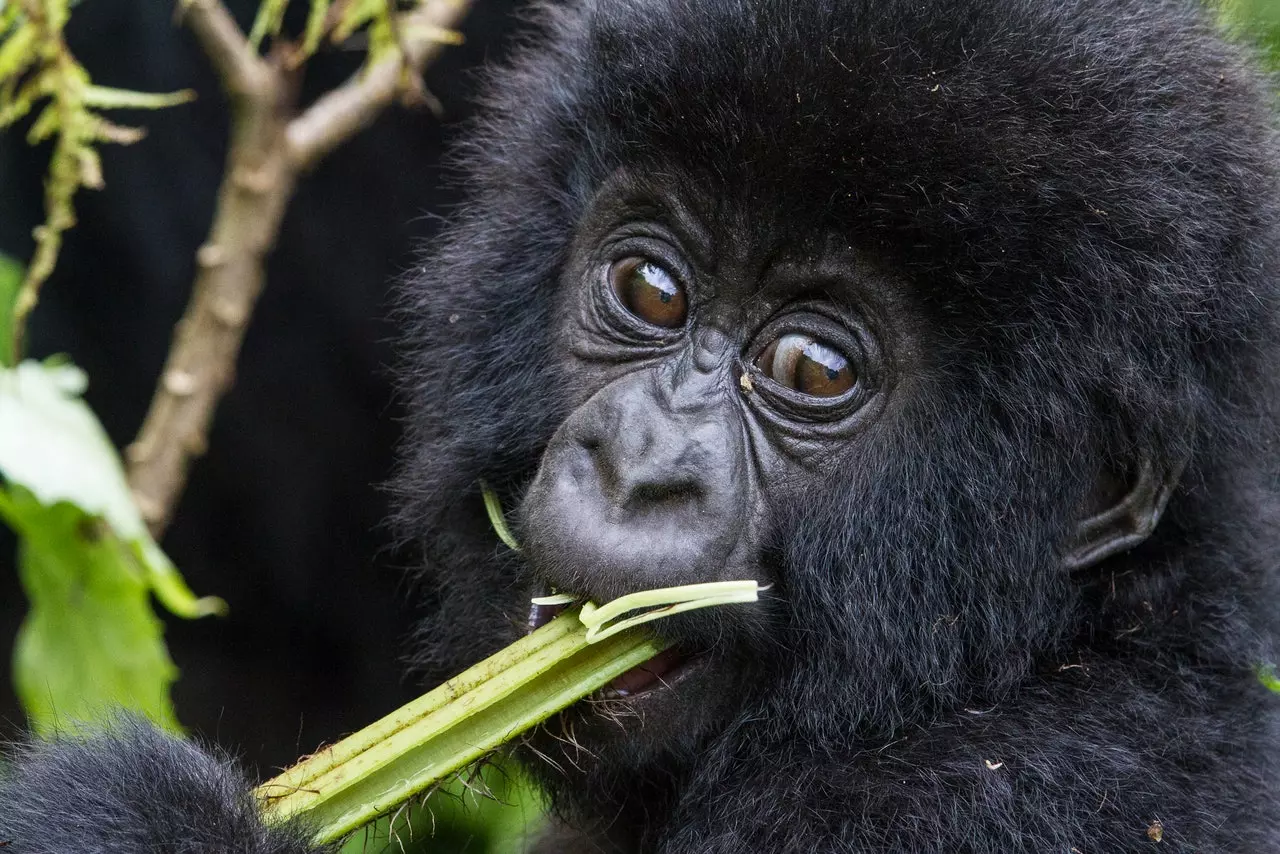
[572,407,721,514]
[624,477,704,512]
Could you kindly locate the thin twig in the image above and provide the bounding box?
[288,1,472,169]
[176,0,272,98]
[126,0,473,536]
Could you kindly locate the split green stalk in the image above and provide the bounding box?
[257,609,667,844]
[257,484,761,846]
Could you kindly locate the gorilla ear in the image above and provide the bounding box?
[1064,456,1185,571]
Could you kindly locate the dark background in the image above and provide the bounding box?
[0,0,519,777]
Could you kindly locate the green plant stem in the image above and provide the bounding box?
[257,610,668,845]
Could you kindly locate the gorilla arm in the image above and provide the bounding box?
[0,719,328,854]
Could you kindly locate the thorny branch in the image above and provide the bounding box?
[125,0,475,537]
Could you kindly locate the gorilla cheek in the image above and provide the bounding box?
[520,375,761,600]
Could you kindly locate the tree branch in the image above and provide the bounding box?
[127,0,472,537]
[286,0,475,170]
[175,0,271,99]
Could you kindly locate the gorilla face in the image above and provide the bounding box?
[516,170,906,746]
[512,160,1184,761]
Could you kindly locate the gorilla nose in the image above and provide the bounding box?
[520,385,747,593]
[582,414,717,517]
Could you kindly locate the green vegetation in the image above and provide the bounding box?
[261,610,669,844]
[0,0,193,363]
[1220,0,1280,69]
[0,360,223,734]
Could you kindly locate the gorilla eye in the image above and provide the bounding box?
[609,257,687,328]
[755,334,856,398]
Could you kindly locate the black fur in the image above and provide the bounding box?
[3,1,1279,852]
[0,719,327,853]
[395,0,1280,851]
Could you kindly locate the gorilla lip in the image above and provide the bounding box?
[600,646,698,697]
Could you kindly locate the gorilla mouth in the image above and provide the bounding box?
[526,594,571,632]
[526,593,700,698]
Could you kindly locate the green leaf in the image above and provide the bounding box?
[0,486,183,735]
[1,5,25,36]
[248,0,289,49]
[0,362,131,526]
[25,100,57,143]
[0,71,45,128]
[299,0,331,60]
[82,85,196,111]
[1218,0,1280,70]
[416,763,545,854]
[0,361,225,732]
[333,0,384,44]
[0,20,36,83]
[0,251,22,365]
[0,360,225,618]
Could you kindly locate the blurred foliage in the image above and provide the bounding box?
[0,0,193,363]
[342,763,546,854]
[5,487,185,734]
[0,359,224,734]
[1219,0,1280,68]
[251,0,396,64]
[0,2,534,851]
[0,252,21,365]
[247,0,464,113]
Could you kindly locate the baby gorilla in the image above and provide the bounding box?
[5,0,1280,852]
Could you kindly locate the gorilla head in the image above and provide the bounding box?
[396,0,1280,849]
